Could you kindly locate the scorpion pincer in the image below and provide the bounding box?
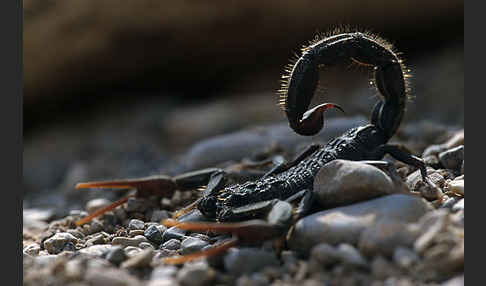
[74,31,438,264]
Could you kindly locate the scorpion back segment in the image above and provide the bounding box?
[278,32,409,140]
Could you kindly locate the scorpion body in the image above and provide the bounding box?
[75,31,434,263]
[197,32,414,222]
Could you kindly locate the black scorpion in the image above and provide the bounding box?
[75,32,436,264]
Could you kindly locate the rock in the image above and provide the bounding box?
[310,243,367,270]
[335,244,368,268]
[149,266,178,286]
[85,267,142,286]
[86,198,111,214]
[313,160,405,208]
[145,225,164,245]
[139,242,156,250]
[128,219,145,230]
[288,194,431,256]
[34,255,58,267]
[151,210,170,222]
[43,232,79,254]
[121,248,154,268]
[236,273,270,286]
[446,179,464,196]
[23,243,41,256]
[224,248,280,276]
[371,256,400,280]
[161,239,182,251]
[414,210,449,254]
[124,246,143,257]
[440,196,462,210]
[151,265,178,280]
[441,275,464,286]
[452,198,464,212]
[180,237,210,255]
[129,229,146,237]
[66,229,85,239]
[79,244,114,257]
[163,226,187,242]
[177,261,215,286]
[112,235,149,247]
[310,243,339,268]
[358,220,419,257]
[106,246,127,266]
[392,247,419,269]
[439,145,464,171]
[86,233,105,246]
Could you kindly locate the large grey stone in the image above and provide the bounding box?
[314,160,405,208]
[288,194,431,256]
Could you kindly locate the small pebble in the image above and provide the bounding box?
[162,226,187,242]
[121,248,154,269]
[438,145,464,171]
[335,243,368,269]
[85,267,142,286]
[151,265,178,280]
[79,244,114,257]
[106,246,127,266]
[180,236,210,255]
[224,248,279,276]
[177,261,214,286]
[112,235,149,247]
[66,229,85,239]
[86,233,105,246]
[128,219,145,230]
[393,247,419,269]
[124,246,143,257]
[43,232,79,254]
[129,230,146,237]
[452,198,464,212]
[447,179,464,196]
[161,239,181,251]
[358,220,419,257]
[23,243,41,256]
[145,225,164,245]
[139,242,156,250]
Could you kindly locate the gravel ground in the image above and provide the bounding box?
[23,122,464,286]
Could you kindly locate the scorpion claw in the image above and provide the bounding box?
[75,175,177,196]
[162,219,283,241]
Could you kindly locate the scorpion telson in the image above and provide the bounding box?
[75,31,438,264]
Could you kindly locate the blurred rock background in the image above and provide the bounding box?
[23,0,463,213]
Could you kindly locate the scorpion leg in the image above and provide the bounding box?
[370,144,443,198]
[162,195,312,264]
[74,168,226,225]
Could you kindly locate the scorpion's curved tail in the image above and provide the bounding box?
[278,31,409,141]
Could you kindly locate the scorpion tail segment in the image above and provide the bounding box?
[292,103,345,136]
[75,195,132,226]
[373,63,407,140]
[75,175,177,197]
[162,219,284,241]
[164,237,239,264]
